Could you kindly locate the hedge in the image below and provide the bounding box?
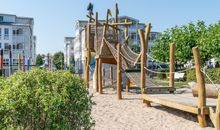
[186,68,220,84]
[0,69,94,129]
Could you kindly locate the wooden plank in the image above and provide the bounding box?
[193,47,207,127]
[117,44,122,99]
[169,43,175,88]
[142,94,203,114]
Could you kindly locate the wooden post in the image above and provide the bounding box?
[192,47,206,127]
[95,12,99,54]
[216,92,220,130]
[98,58,103,94]
[103,68,105,87]
[110,66,113,85]
[0,49,3,76]
[115,3,119,36]
[95,58,99,92]
[169,43,175,88]
[117,44,122,99]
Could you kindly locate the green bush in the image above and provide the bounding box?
[157,68,169,79]
[0,69,93,129]
[186,68,220,84]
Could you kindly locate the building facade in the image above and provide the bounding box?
[64,37,75,67]
[72,16,160,74]
[0,13,36,76]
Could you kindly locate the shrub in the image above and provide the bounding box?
[186,68,220,84]
[157,68,169,79]
[0,69,93,129]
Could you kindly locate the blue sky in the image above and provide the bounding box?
[1,0,220,54]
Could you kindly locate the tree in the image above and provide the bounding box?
[36,54,43,66]
[52,51,64,70]
[150,21,219,64]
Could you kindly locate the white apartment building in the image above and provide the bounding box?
[72,16,160,74]
[0,13,36,76]
[64,37,75,67]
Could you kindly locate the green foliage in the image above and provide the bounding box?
[70,55,75,66]
[0,69,94,129]
[186,68,220,84]
[157,68,169,79]
[36,54,44,66]
[151,21,220,64]
[53,51,64,70]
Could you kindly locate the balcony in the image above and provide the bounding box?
[12,35,25,43]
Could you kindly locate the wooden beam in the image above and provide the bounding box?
[192,47,207,127]
[169,43,175,88]
[138,29,146,94]
[98,58,103,94]
[95,12,99,54]
[95,58,99,92]
[117,44,122,99]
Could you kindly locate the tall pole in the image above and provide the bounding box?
[27,57,30,71]
[18,53,21,71]
[0,49,3,76]
[22,50,25,72]
[169,43,175,88]
[95,12,99,92]
[192,47,206,127]
[85,12,92,88]
[9,45,12,75]
[117,43,122,99]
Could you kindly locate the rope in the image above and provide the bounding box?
[144,67,195,74]
[200,68,220,91]
[104,38,139,65]
[146,53,170,64]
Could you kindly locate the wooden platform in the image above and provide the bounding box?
[144,86,175,93]
[142,92,217,115]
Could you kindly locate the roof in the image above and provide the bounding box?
[0,13,33,20]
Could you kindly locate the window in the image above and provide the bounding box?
[0,43,1,48]
[0,28,1,40]
[4,28,9,35]
[17,43,23,49]
[13,59,18,65]
[13,45,16,50]
[3,59,9,65]
[0,16,3,22]
[4,43,9,50]
[4,28,9,40]
[131,32,136,40]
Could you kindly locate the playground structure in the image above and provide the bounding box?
[83,3,220,129]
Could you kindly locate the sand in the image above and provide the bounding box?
[90,87,215,130]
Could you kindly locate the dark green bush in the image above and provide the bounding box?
[0,69,93,129]
[186,68,220,84]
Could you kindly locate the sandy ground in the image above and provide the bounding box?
[90,86,215,130]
